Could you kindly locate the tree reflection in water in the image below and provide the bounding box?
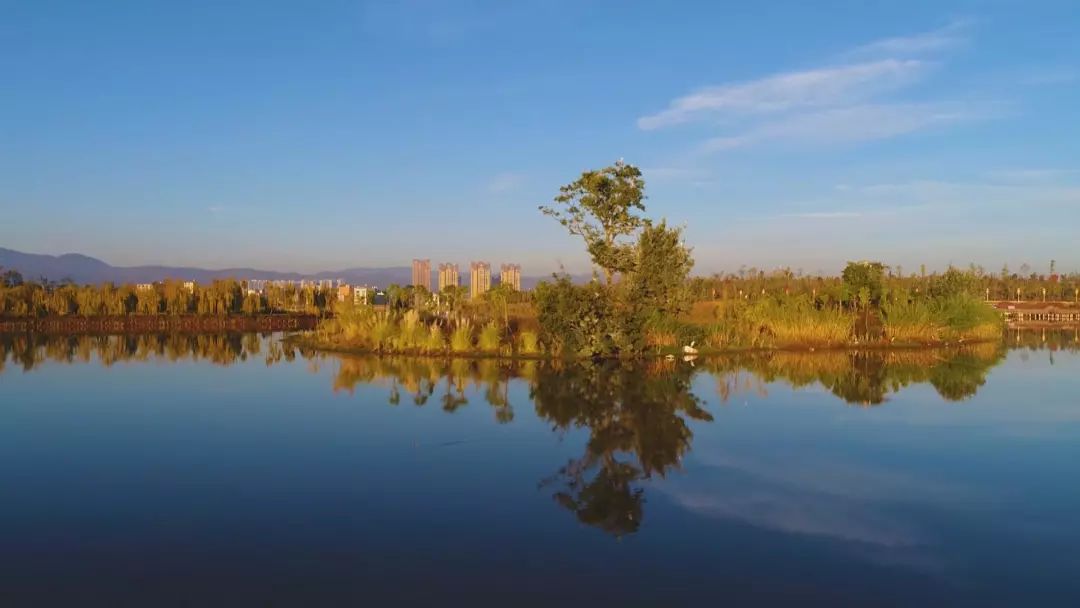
[703,342,1008,405]
[333,357,519,423]
[532,360,713,536]
[4,329,1070,536]
[0,331,294,372]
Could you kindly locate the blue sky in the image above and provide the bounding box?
[2,0,1078,275]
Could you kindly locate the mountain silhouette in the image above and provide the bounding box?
[0,247,571,288]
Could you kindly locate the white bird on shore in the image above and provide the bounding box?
[683,341,698,355]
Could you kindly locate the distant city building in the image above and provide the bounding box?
[337,285,352,302]
[353,285,371,304]
[412,259,431,292]
[470,262,491,299]
[182,281,196,292]
[438,263,460,292]
[135,283,154,292]
[499,264,521,291]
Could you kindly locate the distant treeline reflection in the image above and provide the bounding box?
[6,331,1078,401]
[0,332,316,373]
[707,345,1008,404]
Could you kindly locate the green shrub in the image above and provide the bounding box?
[534,276,616,357]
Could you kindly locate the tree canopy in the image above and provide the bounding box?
[540,160,646,285]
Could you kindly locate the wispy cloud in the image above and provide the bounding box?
[638,59,926,130]
[738,174,1079,230]
[486,172,526,193]
[854,179,1080,207]
[638,21,989,152]
[700,102,994,151]
[1019,66,1078,86]
[986,168,1080,182]
[844,19,971,59]
[361,0,502,46]
[778,211,863,220]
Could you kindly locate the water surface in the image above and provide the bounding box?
[2,331,1079,606]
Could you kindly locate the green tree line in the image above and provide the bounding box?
[688,262,1080,306]
[0,273,339,318]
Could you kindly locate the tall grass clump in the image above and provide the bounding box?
[395,309,425,352]
[450,320,473,353]
[699,300,760,349]
[882,299,939,343]
[935,295,1002,341]
[884,295,1001,343]
[424,323,446,353]
[747,296,851,347]
[644,314,706,352]
[517,331,541,355]
[315,303,381,348]
[477,321,501,353]
[370,313,396,352]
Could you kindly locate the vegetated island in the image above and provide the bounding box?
[297,161,1034,359]
[4,161,1077,358]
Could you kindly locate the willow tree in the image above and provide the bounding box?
[540,160,646,286]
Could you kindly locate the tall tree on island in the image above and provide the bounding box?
[535,161,694,357]
[539,159,646,286]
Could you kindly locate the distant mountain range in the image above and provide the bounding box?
[0,247,569,289]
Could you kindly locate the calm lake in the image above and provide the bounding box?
[2,330,1079,606]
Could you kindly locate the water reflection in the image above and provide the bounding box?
[532,361,711,536]
[702,343,1007,405]
[4,330,1071,538]
[7,331,1066,401]
[0,331,326,373]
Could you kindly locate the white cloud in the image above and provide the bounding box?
[844,19,971,59]
[638,59,926,130]
[637,22,991,152]
[700,102,992,151]
[486,172,525,193]
[986,168,1080,183]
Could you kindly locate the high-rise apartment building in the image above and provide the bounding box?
[469,262,491,299]
[438,263,460,292]
[499,264,521,291]
[412,259,431,291]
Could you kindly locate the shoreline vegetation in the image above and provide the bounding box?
[0,313,318,334]
[302,161,1025,359]
[3,161,1076,359]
